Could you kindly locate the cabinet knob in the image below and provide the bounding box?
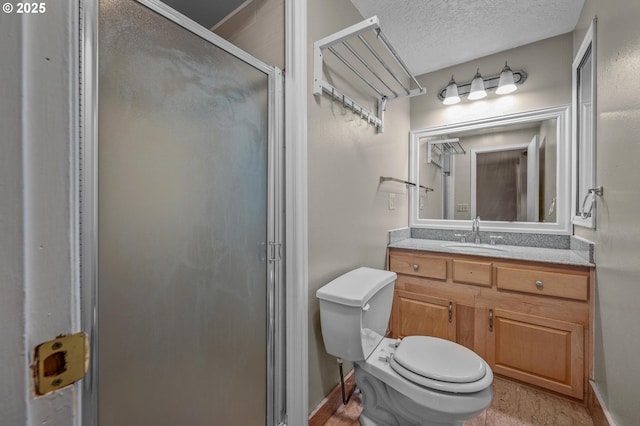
[412,264,419,271]
[535,280,544,288]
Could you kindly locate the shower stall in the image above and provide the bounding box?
[80,1,284,424]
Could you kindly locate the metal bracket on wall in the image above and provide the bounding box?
[579,186,604,219]
[313,16,426,133]
[379,176,433,193]
[33,332,90,395]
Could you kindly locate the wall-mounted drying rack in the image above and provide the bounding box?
[314,16,427,133]
[427,138,466,169]
[380,176,433,192]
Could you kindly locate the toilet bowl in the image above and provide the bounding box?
[316,267,493,426]
[356,337,493,425]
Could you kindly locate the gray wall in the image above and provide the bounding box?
[411,33,573,129]
[410,33,572,229]
[307,0,410,411]
[418,138,445,219]
[304,8,576,414]
[213,0,284,69]
[573,1,640,424]
[451,128,539,221]
[6,1,640,424]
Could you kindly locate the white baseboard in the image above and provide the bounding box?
[590,380,617,426]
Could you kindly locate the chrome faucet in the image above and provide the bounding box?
[471,216,481,244]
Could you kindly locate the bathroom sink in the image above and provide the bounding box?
[441,242,509,253]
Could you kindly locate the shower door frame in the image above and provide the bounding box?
[78,1,286,425]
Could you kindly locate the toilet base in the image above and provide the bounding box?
[359,413,463,426]
[355,363,491,426]
[358,413,377,426]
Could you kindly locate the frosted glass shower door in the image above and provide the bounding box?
[89,1,278,425]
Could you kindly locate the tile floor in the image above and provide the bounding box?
[323,377,594,426]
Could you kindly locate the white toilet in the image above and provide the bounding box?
[316,267,493,426]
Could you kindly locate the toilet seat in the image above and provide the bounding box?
[390,336,493,394]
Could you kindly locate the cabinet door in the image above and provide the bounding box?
[392,290,456,341]
[484,308,584,399]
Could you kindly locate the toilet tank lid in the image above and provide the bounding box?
[316,267,397,307]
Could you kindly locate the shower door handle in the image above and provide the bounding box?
[268,241,282,262]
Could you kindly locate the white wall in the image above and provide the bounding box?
[0,11,26,426]
[1,2,80,425]
[307,0,410,410]
[573,1,640,424]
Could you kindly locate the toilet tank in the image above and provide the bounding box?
[316,267,396,361]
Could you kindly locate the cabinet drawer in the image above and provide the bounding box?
[495,267,588,301]
[389,252,447,280]
[452,259,492,287]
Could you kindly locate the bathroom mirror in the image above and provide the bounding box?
[572,19,597,229]
[409,106,571,234]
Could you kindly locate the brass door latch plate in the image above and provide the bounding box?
[34,332,90,395]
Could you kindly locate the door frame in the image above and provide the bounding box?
[470,142,530,220]
[79,1,292,424]
[526,135,540,222]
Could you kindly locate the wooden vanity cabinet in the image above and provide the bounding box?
[392,290,456,341]
[476,261,592,399]
[388,247,594,401]
[389,250,481,349]
[476,305,585,399]
[389,251,454,340]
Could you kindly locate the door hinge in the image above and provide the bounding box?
[268,241,282,262]
[33,332,90,395]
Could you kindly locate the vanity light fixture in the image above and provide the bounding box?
[468,69,487,100]
[442,75,461,105]
[496,62,517,94]
[437,63,527,105]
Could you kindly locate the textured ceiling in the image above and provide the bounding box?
[161,0,247,29]
[350,0,585,76]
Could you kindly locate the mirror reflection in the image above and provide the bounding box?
[413,108,569,226]
[419,119,556,222]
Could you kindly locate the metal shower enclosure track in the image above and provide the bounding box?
[313,16,426,133]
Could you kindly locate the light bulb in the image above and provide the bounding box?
[496,62,517,95]
[468,68,487,100]
[442,75,460,105]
